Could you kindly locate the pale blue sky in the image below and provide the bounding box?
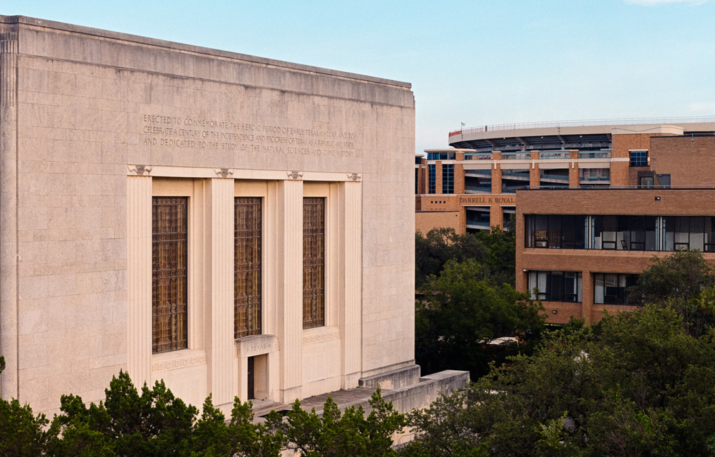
[9,0,715,152]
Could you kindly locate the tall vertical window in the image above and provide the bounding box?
[415,168,419,194]
[442,164,454,194]
[235,198,262,339]
[629,150,648,167]
[152,197,188,354]
[428,165,436,194]
[303,198,325,329]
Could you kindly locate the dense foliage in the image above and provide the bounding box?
[415,220,536,380]
[0,362,405,456]
[415,228,489,288]
[415,221,516,289]
[628,250,715,338]
[404,304,715,457]
[416,259,545,380]
[471,215,517,287]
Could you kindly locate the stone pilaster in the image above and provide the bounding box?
[276,179,303,402]
[341,181,362,389]
[206,178,235,410]
[0,27,18,400]
[126,176,152,387]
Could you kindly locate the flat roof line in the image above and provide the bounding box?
[450,116,715,137]
[0,15,411,90]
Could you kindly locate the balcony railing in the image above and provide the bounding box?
[540,174,569,182]
[539,151,570,160]
[501,152,530,160]
[464,153,493,160]
[578,151,611,159]
[580,176,610,182]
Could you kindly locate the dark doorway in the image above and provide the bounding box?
[247,356,255,400]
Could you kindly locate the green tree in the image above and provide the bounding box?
[473,215,517,286]
[0,355,57,457]
[403,305,715,457]
[416,259,545,379]
[628,250,715,304]
[628,250,715,337]
[270,388,405,457]
[415,228,489,288]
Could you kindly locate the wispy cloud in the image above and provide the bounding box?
[624,0,708,6]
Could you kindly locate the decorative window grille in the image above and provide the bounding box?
[235,197,262,339]
[303,197,325,329]
[152,197,188,354]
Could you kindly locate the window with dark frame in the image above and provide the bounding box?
[594,273,640,305]
[629,150,648,167]
[303,197,325,329]
[428,165,436,194]
[152,197,188,354]
[442,164,454,194]
[235,197,262,339]
[525,215,587,249]
[527,271,582,303]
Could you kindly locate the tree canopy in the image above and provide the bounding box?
[403,305,715,457]
[416,259,545,380]
[0,362,405,456]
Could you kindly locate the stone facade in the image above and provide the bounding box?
[0,15,454,417]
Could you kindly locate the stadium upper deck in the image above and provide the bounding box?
[448,117,715,152]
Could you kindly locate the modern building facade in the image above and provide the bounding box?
[0,16,466,417]
[511,126,715,323]
[419,118,715,324]
[416,120,715,235]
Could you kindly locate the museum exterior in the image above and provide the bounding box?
[0,15,466,416]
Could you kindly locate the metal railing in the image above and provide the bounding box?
[540,174,569,181]
[521,184,715,191]
[501,152,530,160]
[449,115,715,138]
[578,151,611,159]
[464,153,493,160]
[539,151,570,160]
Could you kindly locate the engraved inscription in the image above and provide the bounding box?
[141,114,358,157]
[152,355,206,372]
[303,329,341,345]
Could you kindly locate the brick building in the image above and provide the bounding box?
[419,119,715,324]
[416,121,715,235]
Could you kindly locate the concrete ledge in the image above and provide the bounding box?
[308,370,470,416]
[359,364,421,390]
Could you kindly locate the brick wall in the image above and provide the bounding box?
[516,188,715,324]
[650,136,715,186]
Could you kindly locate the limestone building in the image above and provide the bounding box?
[0,15,465,416]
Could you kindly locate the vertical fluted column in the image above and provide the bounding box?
[127,176,152,387]
[0,28,19,400]
[276,179,303,402]
[206,178,234,410]
[341,181,362,389]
